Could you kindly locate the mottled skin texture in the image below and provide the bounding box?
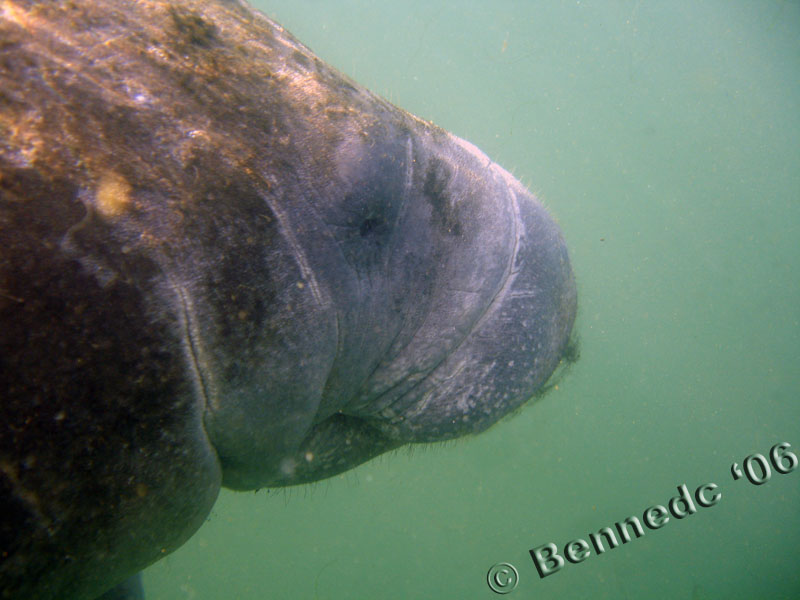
[0,0,577,598]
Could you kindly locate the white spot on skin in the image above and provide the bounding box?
[280,457,297,477]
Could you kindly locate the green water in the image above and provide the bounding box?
[144,1,800,598]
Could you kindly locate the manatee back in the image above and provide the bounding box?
[0,1,231,597]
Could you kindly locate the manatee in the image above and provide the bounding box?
[0,0,577,598]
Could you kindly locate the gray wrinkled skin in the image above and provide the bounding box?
[0,1,577,598]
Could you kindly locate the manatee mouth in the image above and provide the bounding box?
[252,413,404,487]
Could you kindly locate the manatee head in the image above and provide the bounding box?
[197,106,578,490]
[0,0,576,597]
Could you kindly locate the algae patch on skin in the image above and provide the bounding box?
[95,171,132,218]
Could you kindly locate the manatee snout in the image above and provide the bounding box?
[362,135,578,443]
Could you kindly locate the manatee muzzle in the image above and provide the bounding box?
[341,135,577,443]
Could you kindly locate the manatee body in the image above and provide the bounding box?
[0,1,577,598]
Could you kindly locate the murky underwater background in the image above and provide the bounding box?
[144,1,800,598]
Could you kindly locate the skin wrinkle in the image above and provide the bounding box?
[336,133,414,408]
[256,190,327,308]
[465,165,522,337]
[0,460,51,536]
[173,280,215,413]
[361,160,521,440]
